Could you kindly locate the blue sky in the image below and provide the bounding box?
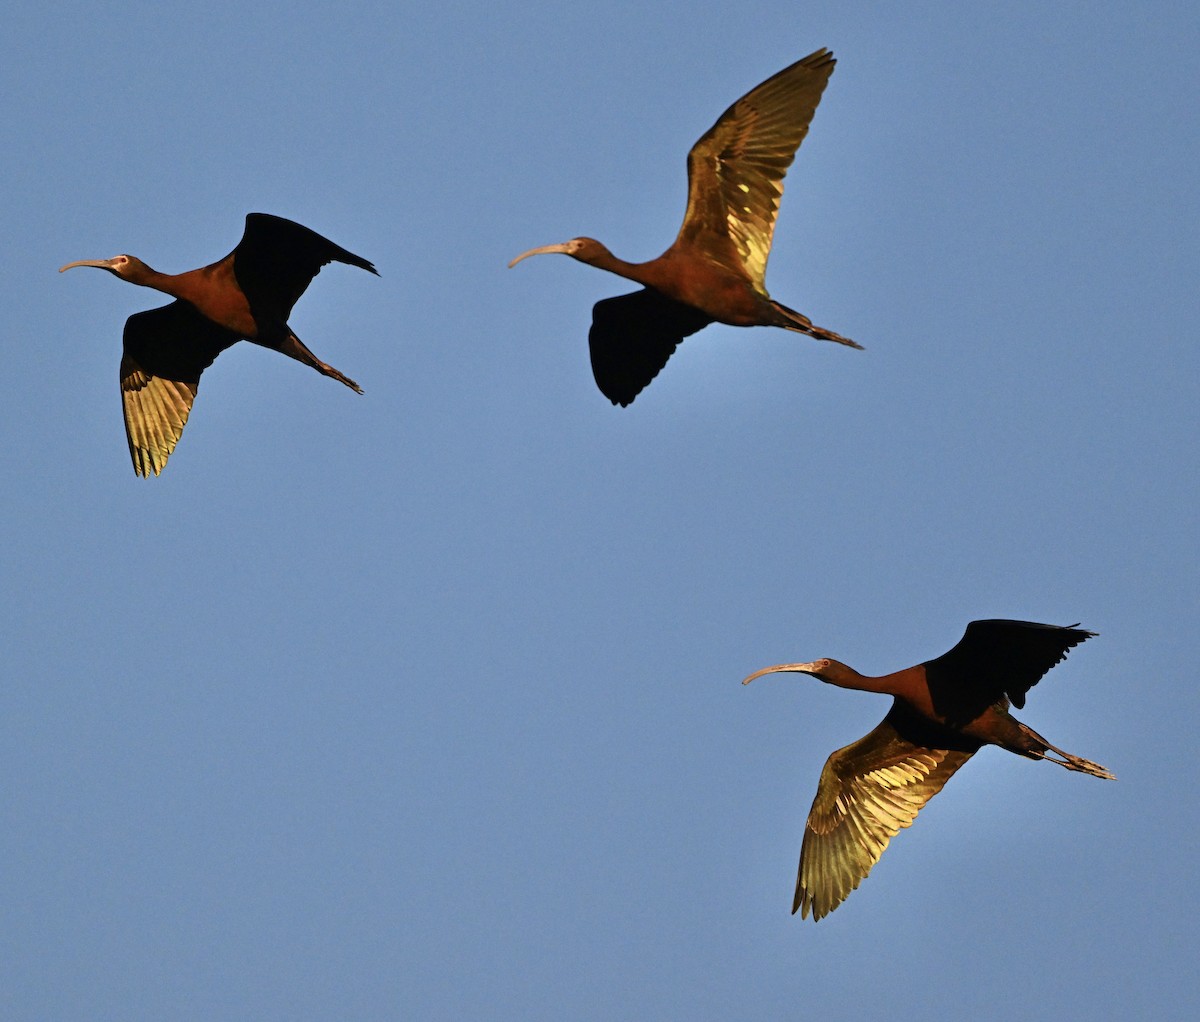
[2,1,1198,1018]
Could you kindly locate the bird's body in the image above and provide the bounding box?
[61,213,377,476]
[115,257,255,336]
[743,620,1113,920]
[509,48,861,407]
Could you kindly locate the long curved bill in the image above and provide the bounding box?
[507,243,571,269]
[741,662,822,685]
[59,258,116,273]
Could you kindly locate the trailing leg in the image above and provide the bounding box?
[278,332,363,394]
[1013,720,1115,780]
[769,300,863,349]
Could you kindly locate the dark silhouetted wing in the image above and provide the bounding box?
[589,289,713,406]
[796,705,978,920]
[922,620,1096,726]
[675,49,836,290]
[231,213,377,322]
[120,301,241,477]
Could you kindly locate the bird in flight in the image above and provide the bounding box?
[509,48,860,406]
[61,213,376,476]
[743,620,1113,920]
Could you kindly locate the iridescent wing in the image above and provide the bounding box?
[795,707,977,920]
[674,49,836,291]
[120,301,240,476]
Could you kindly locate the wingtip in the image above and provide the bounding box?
[131,459,160,478]
[597,385,638,408]
[800,47,836,71]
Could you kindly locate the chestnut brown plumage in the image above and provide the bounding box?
[743,620,1113,920]
[61,213,376,476]
[509,48,860,406]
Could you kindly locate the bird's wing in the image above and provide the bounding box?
[795,707,976,920]
[588,289,713,406]
[120,302,241,476]
[673,49,836,291]
[922,620,1096,724]
[231,213,377,321]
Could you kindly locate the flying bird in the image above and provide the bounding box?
[508,47,860,406]
[742,620,1113,920]
[61,213,376,476]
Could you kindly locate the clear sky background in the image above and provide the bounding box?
[2,2,1197,1019]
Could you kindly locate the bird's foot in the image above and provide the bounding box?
[807,325,864,350]
[782,319,863,350]
[1046,747,1115,780]
[320,362,363,394]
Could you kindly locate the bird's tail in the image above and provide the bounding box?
[1015,721,1115,780]
[769,301,863,349]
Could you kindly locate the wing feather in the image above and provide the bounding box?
[922,619,1096,725]
[588,289,713,406]
[120,302,240,476]
[795,707,977,920]
[675,49,836,290]
[231,213,377,322]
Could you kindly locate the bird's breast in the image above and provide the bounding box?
[653,265,765,325]
[171,266,258,338]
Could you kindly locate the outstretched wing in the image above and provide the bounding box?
[922,619,1097,725]
[231,213,377,322]
[120,301,240,476]
[795,706,977,920]
[588,289,713,406]
[674,49,836,291]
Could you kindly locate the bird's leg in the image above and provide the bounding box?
[1038,744,1115,781]
[279,333,363,394]
[313,360,363,394]
[1013,720,1114,780]
[1000,716,1114,779]
[768,301,864,349]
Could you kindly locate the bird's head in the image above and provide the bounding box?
[59,254,152,282]
[742,658,856,688]
[507,237,612,268]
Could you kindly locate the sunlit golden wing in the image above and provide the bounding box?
[674,48,836,291]
[796,708,976,920]
[121,358,197,477]
[120,302,240,476]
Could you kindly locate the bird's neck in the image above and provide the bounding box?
[824,664,893,695]
[585,249,659,288]
[126,262,180,296]
[592,246,728,308]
